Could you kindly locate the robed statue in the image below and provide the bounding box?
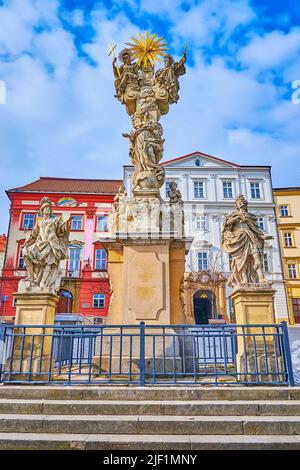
[19,197,70,293]
[222,195,273,288]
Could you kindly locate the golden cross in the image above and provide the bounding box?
[108,42,121,77]
[108,43,116,57]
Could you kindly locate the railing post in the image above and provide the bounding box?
[281,321,295,386]
[140,321,145,387]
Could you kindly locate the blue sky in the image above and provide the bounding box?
[0,0,300,232]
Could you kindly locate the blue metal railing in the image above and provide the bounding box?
[0,322,295,386]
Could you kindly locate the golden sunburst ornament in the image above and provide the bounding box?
[126,32,168,68]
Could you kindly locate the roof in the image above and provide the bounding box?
[162,151,241,167]
[273,187,300,192]
[7,177,122,196]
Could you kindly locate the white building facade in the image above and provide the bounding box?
[123,151,289,323]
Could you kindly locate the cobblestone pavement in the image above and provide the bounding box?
[288,327,300,385]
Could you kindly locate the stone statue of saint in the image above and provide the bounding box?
[108,185,127,232]
[168,181,183,206]
[113,48,139,113]
[221,194,273,289]
[155,50,186,104]
[19,197,70,293]
[110,34,187,232]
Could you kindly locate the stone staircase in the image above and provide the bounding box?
[0,385,300,450]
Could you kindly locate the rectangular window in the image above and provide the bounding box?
[93,293,105,309]
[263,253,269,272]
[228,254,233,270]
[71,215,83,231]
[18,248,25,269]
[198,252,208,271]
[69,247,81,276]
[194,215,206,231]
[292,298,300,324]
[96,215,108,232]
[288,264,297,279]
[280,205,289,217]
[250,182,261,199]
[257,217,265,231]
[223,181,233,199]
[22,213,35,230]
[95,248,107,271]
[165,180,171,197]
[284,232,293,247]
[193,180,204,199]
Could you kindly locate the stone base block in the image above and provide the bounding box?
[101,235,193,325]
[236,351,284,383]
[92,327,198,376]
[8,292,59,381]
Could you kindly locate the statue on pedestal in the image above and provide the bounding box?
[221,194,273,289]
[109,33,186,232]
[19,197,70,294]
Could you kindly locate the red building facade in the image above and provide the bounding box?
[0,177,121,322]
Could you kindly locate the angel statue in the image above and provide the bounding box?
[155,49,186,104]
[221,194,273,289]
[112,48,139,113]
[19,197,70,294]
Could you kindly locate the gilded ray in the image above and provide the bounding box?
[126,32,168,68]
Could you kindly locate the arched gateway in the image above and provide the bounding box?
[180,271,227,324]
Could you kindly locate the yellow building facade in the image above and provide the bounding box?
[274,187,300,324]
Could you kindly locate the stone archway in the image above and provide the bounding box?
[56,289,73,314]
[180,271,227,324]
[193,289,216,325]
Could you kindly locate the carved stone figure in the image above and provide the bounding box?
[168,181,184,235]
[108,185,127,233]
[19,197,70,293]
[221,195,273,289]
[110,33,186,232]
[113,49,139,114]
[168,181,183,206]
[155,51,186,104]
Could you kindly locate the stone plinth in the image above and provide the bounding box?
[230,286,279,382]
[101,235,192,325]
[92,326,197,376]
[10,292,59,380]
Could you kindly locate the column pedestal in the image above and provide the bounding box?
[102,235,192,325]
[230,286,280,382]
[94,235,194,376]
[9,292,59,381]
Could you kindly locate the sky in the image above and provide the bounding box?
[0,0,300,232]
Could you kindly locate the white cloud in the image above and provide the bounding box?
[170,0,255,48]
[239,28,300,70]
[0,0,300,233]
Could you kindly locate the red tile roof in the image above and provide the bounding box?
[8,177,122,195]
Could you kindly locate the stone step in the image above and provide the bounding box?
[1,414,300,435]
[0,386,299,401]
[0,432,299,450]
[0,399,300,416]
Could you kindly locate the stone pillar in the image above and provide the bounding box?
[103,236,192,325]
[230,287,279,382]
[9,292,59,380]
[93,236,194,375]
